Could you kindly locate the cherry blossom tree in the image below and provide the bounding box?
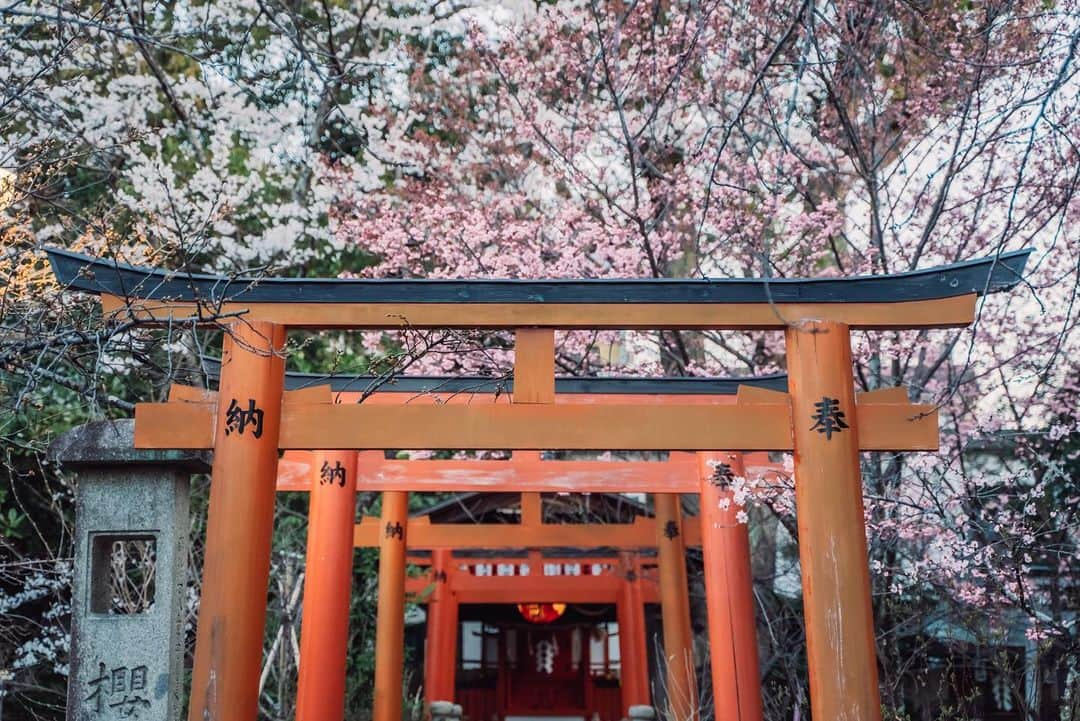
[1,2,481,717]
[334,1,1080,715]
[1,0,1077,717]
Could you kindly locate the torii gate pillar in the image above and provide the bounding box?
[787,320,882,721]
[697,452,763,721]
[296,450,358,721]
[425,548,459,705]
[373,491,410,721]
[188,322,286,721]
[616,552,650,714]
[655,494,697,721]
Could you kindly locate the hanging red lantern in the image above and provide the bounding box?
[517,602,566,624]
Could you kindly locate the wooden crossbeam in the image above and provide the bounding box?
[857,386,910,403]
[406,553,631,567]
[403,551,663,604]
[279,453,701,493]
[135,399,938,451]
[167,381,749,407]
[405,576,662,604]
[276,451,781,493]
[353,516,703,549]
[101,293,980,330]
[420,576,641,604]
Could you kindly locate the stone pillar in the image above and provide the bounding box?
[51,419,209,721]
[429,700,463,721]
[629,703,657,721]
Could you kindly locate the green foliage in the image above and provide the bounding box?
[0,487,26,539]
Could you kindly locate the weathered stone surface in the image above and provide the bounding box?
[429,700,463,721]
[628,704,657,720]
[50,419,210,471]
[53,420,196,721]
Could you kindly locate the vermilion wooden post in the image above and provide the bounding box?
[616,552,650,713]
[373,491,410,721]
[188,321,286,721]
[786,320,882,721]
[513,329,555,404]
[296,450,358,721]
[697,452,763,721]
[425,548,458,704]
[655,494,697,721]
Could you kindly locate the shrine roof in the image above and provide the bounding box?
[47,247,1030,305]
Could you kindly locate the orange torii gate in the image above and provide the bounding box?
[331,456,772,720]
[194,376,783,721]
[250,370,787,721]
[47,247,1030,721]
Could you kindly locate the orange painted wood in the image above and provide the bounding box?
[353,515,703,549]
[344,391,739,406]
[167,382,334,405]
[284,384,334,404]
[520,492,542,524]
[697,453,763,721]
[135,402,214,447]
[857,386,909,403]
[158,383,914,412]
[373,491,410,721]
[187,322,286,721]
[276,453,313,490]
[786,321,882,721]
[408,552,625,568]
[135,401,938,451]
[616,552,650,713]
[404,577,662,605]
[279,452,703,493]
[296,450,358,721]
[447,575,625,602]
[402,555,663,606]
[424,549,458,705]
[655,494,697,721]
[167,382,216,403]
[734,385,788,405]
[514,329,555,403]
[280,404,790,450]
[101,292,978,330]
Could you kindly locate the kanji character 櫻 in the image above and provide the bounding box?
[84,662,152,716]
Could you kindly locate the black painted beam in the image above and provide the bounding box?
[199,358,789,394]
[46,247,1032,305]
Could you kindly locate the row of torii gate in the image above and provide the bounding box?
[270,379,785,721]
[48,247,1030,721]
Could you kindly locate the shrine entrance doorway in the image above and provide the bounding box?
[455,604,627,721]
